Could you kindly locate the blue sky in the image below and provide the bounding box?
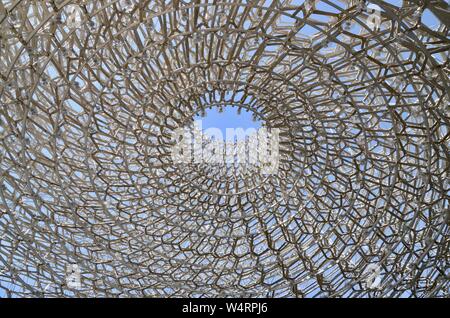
[194,106,262,141]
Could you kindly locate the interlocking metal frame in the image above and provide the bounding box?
[0,0,448,297]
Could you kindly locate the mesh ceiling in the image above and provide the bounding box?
[0,0,449,297]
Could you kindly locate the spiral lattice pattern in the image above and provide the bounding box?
[0,0,449,297]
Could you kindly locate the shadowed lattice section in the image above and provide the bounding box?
[0,0,449,297]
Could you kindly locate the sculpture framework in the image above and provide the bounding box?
[0,0,448,298]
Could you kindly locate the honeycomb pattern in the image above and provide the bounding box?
[0,0,448,297]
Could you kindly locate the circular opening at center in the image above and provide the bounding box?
[193,106,263,141]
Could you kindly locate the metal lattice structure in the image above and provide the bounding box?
[0,0,449,298]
